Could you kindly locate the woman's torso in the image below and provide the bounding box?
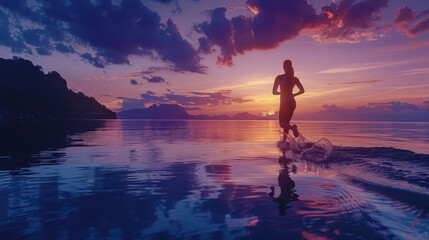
[279,74,296,99]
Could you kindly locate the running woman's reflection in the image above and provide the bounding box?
[269,151,299,216]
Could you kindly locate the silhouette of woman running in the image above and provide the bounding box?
[272,60,305,140]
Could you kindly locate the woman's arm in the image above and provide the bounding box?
[272,76,281,95]
[293,78,305,97]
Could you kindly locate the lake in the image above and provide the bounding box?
[0,120,428,239]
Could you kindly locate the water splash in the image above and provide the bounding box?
[301,138,333,162]
[277,131,333,162]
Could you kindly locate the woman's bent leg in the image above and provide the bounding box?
[279,99,296,138]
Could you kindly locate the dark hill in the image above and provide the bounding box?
[118,104,191,119]
[231,112,264,120]
[0,57,115,120]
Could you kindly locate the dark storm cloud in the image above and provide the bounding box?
[195,7,235,67]
[394,7,415,24]
[143,75,165,83]
[159,19,205,73]
[184,90,253,105]
[316,0,389,42]
[231,15,254,54]
[324,0,388,29]
[22,29,51,50]
[409,18,429,36]
[125,70,155,78]
[0,0,205,73]
[117,97,148,110]
[55,43,75,54]
[394,6,429,37]
[1,0,416,71]
[125,65,183,78]
[130,79,140,85]
[366,101,419,111]
[118,90,253,110]
[196,0,390,67]
[246,0,319,48]
[153,0,174,3]
[118,89,252,111]
[139,93,167,103]
[139,90,253,107]
[0,8,30,54]
[151,0,182,14]
[80,53,105,69]
[416,9,429,20]
[197,37,212,54]
[36,47,52,56]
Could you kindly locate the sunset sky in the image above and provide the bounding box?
[0,0,428,116]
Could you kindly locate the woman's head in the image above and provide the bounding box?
[283,60,294,77]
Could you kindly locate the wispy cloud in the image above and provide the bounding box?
[379,40,429,52]
[322,80,383,86]
[318,65,380,74]
[317,59,422,74]
[302,86,356,99]
[125,70,155,78]
[124,66,179,78]
[398,67,429,76]
[81,76,122,81]
[118,90,253,111]
[203,78,273,92]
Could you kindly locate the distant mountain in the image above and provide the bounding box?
[192,114,231,120]
[118,104,264,120]
[118,104,191,119]
[231,112,264,120]
[0,57,115,120]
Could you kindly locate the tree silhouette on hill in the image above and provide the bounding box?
[0,57,115,120]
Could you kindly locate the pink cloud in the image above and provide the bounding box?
[196,0,390,67]
[394,6,429,37]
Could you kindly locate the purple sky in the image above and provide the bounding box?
[0,0,428,118]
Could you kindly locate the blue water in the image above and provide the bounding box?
[0,120,428,239]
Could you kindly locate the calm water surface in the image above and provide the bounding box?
[0,120,428,240]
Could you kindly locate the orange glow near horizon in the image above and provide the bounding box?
[97,56,429,116]
[5,0,426,119]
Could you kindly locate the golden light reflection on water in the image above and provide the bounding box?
[64,120,429,171]
[1,119,428,239]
